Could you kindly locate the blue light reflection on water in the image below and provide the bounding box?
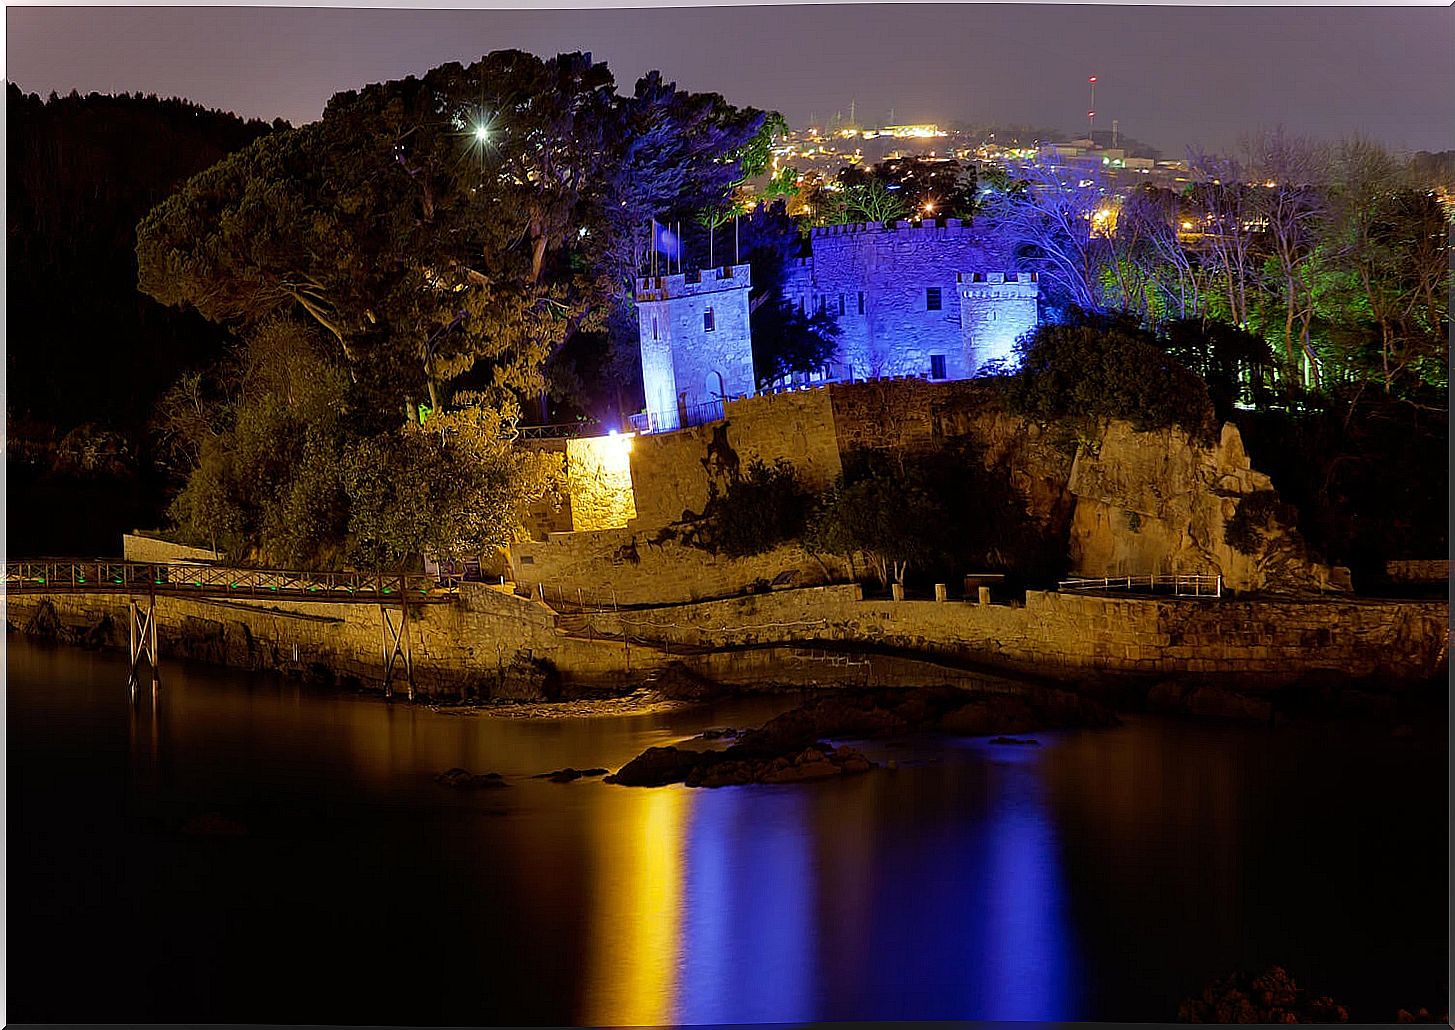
[971,741,1081,1020]
[669,741,1080,1023]
[675,785,818,1025]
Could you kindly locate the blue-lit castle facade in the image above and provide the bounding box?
[635,218,1037,432]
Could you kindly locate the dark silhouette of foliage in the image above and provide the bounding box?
[137,51,765,421]
[1159,318,1277,419]
[706,459,815,558]
[1009,320,1219,442]
[6,85,281,555]
[836,156,978,220]
[1178,966,1348,1023]
[1223,489,1297,556]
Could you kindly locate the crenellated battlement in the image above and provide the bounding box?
[635,262,752,302]
[958,271,1039,288]
[809,217,969,240]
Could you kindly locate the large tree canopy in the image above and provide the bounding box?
[137,50,766,419]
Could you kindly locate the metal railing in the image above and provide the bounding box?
[513,420,603,441]
[628,396,742,436]
[6,560,457,603]
[1057,574,1223,598]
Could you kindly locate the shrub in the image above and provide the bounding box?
[1224,489,1297,556]
[1010,322,1219,442]
[707,458,814,558]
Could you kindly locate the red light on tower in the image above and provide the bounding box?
[1089,76,1098,84]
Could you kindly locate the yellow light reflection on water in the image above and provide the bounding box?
[581,785,690,1027]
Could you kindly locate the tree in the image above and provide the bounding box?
[701,458,814,558]
[7,86,280,555]
[1159,318,1276,418]
[1187,149,1259,329]
[1327,139,1450,394]
[807,448,947,590]
[842,178,908,224]
[735,201,839,384]
[981,161,1113,314]
[836,156,978,220]
[1245,128,1332,387]
[138,51,766,421]
[163,318,559,569]
[1010,319,1218,441]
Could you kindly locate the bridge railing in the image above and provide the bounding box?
[6,560,454,602]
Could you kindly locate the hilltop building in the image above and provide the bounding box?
[635,218,1038,431]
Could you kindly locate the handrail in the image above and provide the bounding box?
[5,560,458,603]
[1057,573,1223,598]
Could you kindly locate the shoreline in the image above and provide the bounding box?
[7,628,1445,733]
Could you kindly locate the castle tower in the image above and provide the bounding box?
[635,263,755,432]
[958,272,1039,376]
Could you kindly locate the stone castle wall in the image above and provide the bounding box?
[958,272,1039,375]
[636,263,755,431]
[564,435,637,531]
[784,219,1018,380]
[626,387,843,533]
[510,380,1352,627]
[507,529,847,606]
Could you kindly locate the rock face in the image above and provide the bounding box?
[1065,421,1348,594]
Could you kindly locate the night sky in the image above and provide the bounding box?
[7,4,1454,156]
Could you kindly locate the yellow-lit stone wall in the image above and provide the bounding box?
[565,434,638,531]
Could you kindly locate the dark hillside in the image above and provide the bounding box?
[6,85,282,554]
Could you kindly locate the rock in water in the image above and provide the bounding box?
[435,768,509,789]
[604,746,705,787]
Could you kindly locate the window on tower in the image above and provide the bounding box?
[926,287,942,311]
[857,291,865,315]
[704,307,715,332]
[930,354,947,380]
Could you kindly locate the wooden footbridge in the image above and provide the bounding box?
[6,559,459,701]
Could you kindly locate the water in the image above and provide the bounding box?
[7,638,1447,1024]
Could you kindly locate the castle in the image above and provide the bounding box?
[636,218,1038,431]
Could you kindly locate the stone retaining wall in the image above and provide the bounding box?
[9,583,1444,698]
[5,584,662,699]
[581,586,1449,683]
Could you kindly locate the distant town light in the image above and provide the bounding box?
[474,125,490,143]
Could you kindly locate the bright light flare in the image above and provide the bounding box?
[473,125,490,143]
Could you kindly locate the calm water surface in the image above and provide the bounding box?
[7,638,1447,1024]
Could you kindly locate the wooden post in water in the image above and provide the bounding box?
[127,593,160,700]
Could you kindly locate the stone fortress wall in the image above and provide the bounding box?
[635,262,755,431]
[520,378,1355,603]
[782,219,1023,381]
[959,272,1040,375]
